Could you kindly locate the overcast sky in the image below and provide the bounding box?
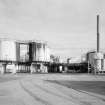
[0,0,105,60]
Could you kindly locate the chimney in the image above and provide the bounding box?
[97,15,100,52]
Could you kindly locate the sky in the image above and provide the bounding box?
[0,0,105,60]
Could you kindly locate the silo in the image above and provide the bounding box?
[0,40,17,61]
[29,42,33,62]
[35,43,45,61]
[0,41,2,60]
[87,52,95,68]
[93,52,104,72]
[45,46,50,62]
[16,42,20,61]
[103,59,105,72]
[39,43,45,61]
[19,43,29,62]
[32,42,36,61]
[87,51,104,73]
[29,42,37,61]
[28,42,50,62]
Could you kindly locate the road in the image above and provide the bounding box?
[0,74,105,105]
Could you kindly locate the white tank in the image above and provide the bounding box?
[0,41,1,60]
[0,40,16,61]
[45,46,50,62]
[20,44,29,62]
[88,52,104,72]
[36,43,45,61]
[35,43,40,61]
[88,52,95,67]
[103,59,105,71]
[95,59,102,71]
[93,52,104,59]
[40,44,45,61]
[32,43,50,62]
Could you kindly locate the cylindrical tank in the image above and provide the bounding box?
[93,52,103,59]
[32,42,37,61]
[19,43,29,62]
[94,53,104,72]
[29,43,33,62]
[39,43,45,61]
[0,41,1,60]
[45,46,50,62]
[95,59,102,71]
[87,52,104,72]
[88,52,96,68]
[0,40,17,61]
[103,59,105,71]
[35,43,45,61]
[16,42,20,61]
[29,42,50,62]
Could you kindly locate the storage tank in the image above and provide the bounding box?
[45,46,50,62]
[87,52,96,68]
[0,41,2,60]
[102,59,105,71]
[40,43,45,61]
[0,40,17,61]
[29,42,50,62]
[36,43,45,61]
[87,51,104,72]
[19,43,29,62]
[31,42,36,61]
[93,52,104,71]
[16,42,20,61]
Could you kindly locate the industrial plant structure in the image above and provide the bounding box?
[86,15,105,74]
[0,38,51,74]
[1,15,105,74]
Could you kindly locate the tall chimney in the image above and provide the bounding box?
[97,15,100,52]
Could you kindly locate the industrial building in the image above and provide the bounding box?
[0,38,51,74]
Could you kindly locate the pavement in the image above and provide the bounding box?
[0,73,105,105]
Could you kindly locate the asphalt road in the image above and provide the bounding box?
[0,74,105,105]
